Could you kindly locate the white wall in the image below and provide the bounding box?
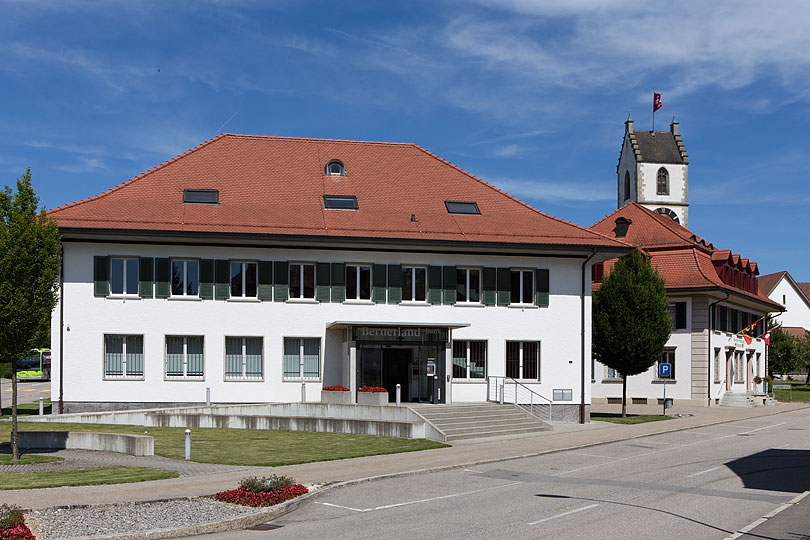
[768,277,810,330]
[51,242,592,408]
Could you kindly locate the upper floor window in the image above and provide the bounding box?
[171,259,199,296]
[324,160,346,176]
[669,302,687,330]
[230,262,257,298]
[623,171,630,201]
[456,268,481,303]
[110,257,139,295]
[346,264,372,300]
[510,269,534,305]
[656,167,669,195]
[402,266,427,302]
[289,263,315,299]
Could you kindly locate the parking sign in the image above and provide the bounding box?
[659,362,672,378]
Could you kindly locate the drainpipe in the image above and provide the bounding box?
[581,249,598,424]
[58,245,65,415]
[707,292,729,407]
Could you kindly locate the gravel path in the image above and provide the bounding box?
[26,498,260,540]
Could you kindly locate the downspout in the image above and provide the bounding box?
[58,245,64,414]
[581,248,598,424]
[707,292,729,407]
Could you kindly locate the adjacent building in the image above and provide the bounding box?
[759,271,810,337]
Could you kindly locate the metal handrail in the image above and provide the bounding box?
[487,376,553,424]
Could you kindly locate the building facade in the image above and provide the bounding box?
[759,271,810,334]
[49,134,629,419]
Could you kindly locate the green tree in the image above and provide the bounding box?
[593,249,672,417]
[793,333,810,383]
[0,169,61,460]
[767,328,798,378]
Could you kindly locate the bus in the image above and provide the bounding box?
[15,348,51,381]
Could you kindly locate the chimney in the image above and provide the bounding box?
[670,113,679,135]
[625,111,634,134]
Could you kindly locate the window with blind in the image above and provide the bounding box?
[283,337,321,379]
[230,262,258,298]
[165,336,204,379]
[225,337,263,380]
[452,340,487,379]
[505,341,540,380]
[104,335,144,379]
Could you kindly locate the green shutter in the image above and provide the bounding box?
[199,259,214,299]
[215,259,230,300]
[317,262,331,302]
[155,258,170,298]
[482,267,496,306]
[138,257,154,298]
[387,264,402,304]
[372,264,387,303]
[442,266,457,305]
[496,268,511,306]
[535,268,549,307]
[428,266,442,304]
[258,261,273,300]
[274,261,289,302]
[330,262,345,302]
[675,302,687,329]
[93,256,109,297]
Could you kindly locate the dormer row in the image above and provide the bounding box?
[711,250,760,294]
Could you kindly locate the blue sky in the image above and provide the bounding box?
[3,0,809,280]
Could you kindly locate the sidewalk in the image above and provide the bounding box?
[4,401,807,511]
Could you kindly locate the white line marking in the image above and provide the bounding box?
[572,452,618,459]
[528,504,599,525]
[319,502,366,512]
[777,443,790,449]
[464,468,483,473]
[686,466,722,478]
[738,422,786,435]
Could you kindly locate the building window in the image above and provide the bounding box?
[283,337,321,379]
[606,366,622,380]
[225,337,263,379]
[230,262,257,298]
[402,266,427,302]
[452,340,487,379]
[110,258,139,295]
[714,349,721,383]
[506,341,540,380]
[734,351,744,383]
[624,171,630,201]
[456,268,481,303]
[669,302,687,330]
[324,160,346,176]
[165,336,204,379]
[104,335,144,378]
[510,270,534,305]
[656,349,676,379]
[657,167,669,195]
[171,259,199,296]
[346,265,372,300]
[289,263,316,299]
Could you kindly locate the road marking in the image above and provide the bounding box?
[528,504,599,525]
[572,452,618,459]
[320,502,366,513]
[39,390,50,393]
[738,422,786,435]
[23,389,35,392]
[686,466,722,478]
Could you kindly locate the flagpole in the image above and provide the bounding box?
[652,92,655,131]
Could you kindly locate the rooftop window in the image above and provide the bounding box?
[445,201,481,215]
[183,189,219,204]
[323,195,358,210]
[324,159,347,176]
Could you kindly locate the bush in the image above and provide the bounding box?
[358,386,387,393]
[322,385,349,392]
[214,484,308,507]
[0,505,24,530]
[0,363,12,380]
[239,475,295,493]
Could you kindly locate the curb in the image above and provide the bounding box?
[24,404,810,540]
[720,490,810,540]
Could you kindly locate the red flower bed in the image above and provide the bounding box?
[322,385,349,392]
[213,485,309,507]
[358,386,387,393]
[0,524,36,540]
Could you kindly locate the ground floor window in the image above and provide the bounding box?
[225,337,263,379]
[714,348,721,383]
[104,335,144,378]
[166,336,204,379]
[452,340,487,379]
[606,366,621,380]
[656,349,676,379]
[506,341,540,380]
[283,337,321,379]
[733,351,744,383]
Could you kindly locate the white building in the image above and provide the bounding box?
[759,271,810,334]
[49,134,629,420]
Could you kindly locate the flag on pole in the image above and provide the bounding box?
[740,317,763,345]
[763,324,781,346]
[653,93,663,112]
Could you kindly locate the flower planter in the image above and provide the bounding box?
[358,391,389,406]
[321,389,353,404]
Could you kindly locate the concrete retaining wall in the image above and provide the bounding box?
[17,431,154,456]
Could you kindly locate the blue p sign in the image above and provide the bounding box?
[659,363,672,378]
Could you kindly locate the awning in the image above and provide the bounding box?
[327,320,471,330]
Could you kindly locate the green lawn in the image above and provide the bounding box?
[0,466,178,490]
[591,413,675,425]
[771,380,810,403]
[1,398,52,418]
[0,422,448,467]
[0,454,63,465]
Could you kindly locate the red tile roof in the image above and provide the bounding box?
[49,134,628,250]
[758,271,787,296]
[781,327,810,339]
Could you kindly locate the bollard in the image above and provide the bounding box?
[184,429,191,461]
[206,387,211,407]
[396,383,401,406]
[499,382,504,405]
[39,397,44,416]
[301,382,306,403]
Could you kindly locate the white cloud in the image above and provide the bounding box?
[492,176,613,202]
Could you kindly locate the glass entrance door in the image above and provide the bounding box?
[358,344,445,403]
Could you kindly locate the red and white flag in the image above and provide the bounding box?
[653,93,663,112]
[763,324,781,346]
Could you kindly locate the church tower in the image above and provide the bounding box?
[617,113,690,227]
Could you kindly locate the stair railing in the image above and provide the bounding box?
[487,376,553,424]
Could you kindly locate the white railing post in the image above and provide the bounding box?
[184,429,191,461]
[396,383,401,406]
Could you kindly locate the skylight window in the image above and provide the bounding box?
[323,195,358,210]
[183,189,219,204]
[445,201,481,215]
[324,159,347,176]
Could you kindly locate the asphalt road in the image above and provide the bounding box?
[190,408,810,540]
[0,378,51,408]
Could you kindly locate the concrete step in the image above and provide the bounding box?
[445,425,550,441]
[415,410,528,422]
[425,414,531,428]
[409,402,551,441]
[442,420,547,435]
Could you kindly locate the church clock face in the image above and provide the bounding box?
[655,207,680,224]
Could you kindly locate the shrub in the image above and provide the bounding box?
[358,386,387,393]
[214,485,308,507]
[239,475,295,493]
[322,385,349,392]
[0,505,24,530]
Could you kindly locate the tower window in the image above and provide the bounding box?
[623,171,630,201]
[657,167,669,195]
[324,160,346,176]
